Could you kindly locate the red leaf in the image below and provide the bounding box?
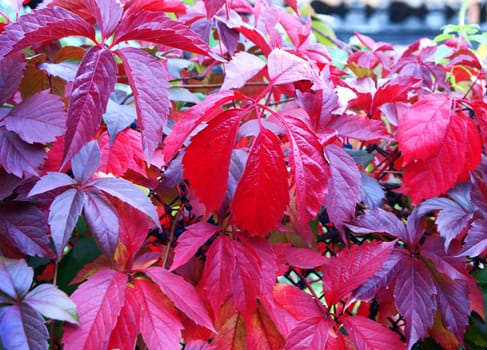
[231,127,289,235]
[135,278,184,350]
[71,140,101,184]
[282,115,329,242]
[267,48,317,85]
[144,267,215,331]
[112,11,210,56]
[24,284,78,324]
[324,144,361,236]
[285,247,327,269]
[183,110,242,212]
[201,235,235,315]
[117,47,169,162]
[322,241,395,305]
[81,0,122,39]
[247,302,285,350]
[49,188,85,259]
[98,131,131,176]
[221,52,265,90]
[83,190,119,258]
[343,315,405,349]
[398,95,482,203]
[0,128,46,177]
[116,201,150,261]
[284,317,333,350]
[4,91,66,145]
[0,51,25,104]
[170,222,219,271]
[107,285,140,350]
[273,284,323,326]
[63,269,128,350]
[211,301,246,349]
[394,256,437,349]
[0,7,94,60]
[63,47,117,164]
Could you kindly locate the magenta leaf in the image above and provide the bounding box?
[267,48,317,85]
[112,11,211,56]
[347,208,407,239]
[4,91,66,144]
[204,0,225,18]
[221,52,265,90]
[461,219,487,257]
[170,222,219,271]
[81,0,122,39]
[135,278,184,350]
[0,303,48,350]
[107,286,140,350]
[326,114,390,141]
[285,247,327,269]
[0,203,52,258]
[144,267,215,331]
[83,190,119,258]
[49,188,85,259]
[0,7,95,60]
[29,173,77,197]
[343,315,405,349]
[0,128,46,177]
[24,284,79,325]
[0,257,33,300]
[88,177,160,228]
[117,47,170,162]
[394,256,437,349]
[71,140,101,184]
[63,46,117,164]
[63,269,127,350]
[284,317,332,350]
[324,144,361,236]
[0,51,25,104]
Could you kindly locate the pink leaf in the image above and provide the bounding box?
[0,128,46,177]
[183,109,242,212]
[135,278,184,350]
[322,241,395,305]
[221,52,265,90]
[170,222,219,271]
[326,114,390,141]
[24,284,79,324]
[394,256,437,349]
[284,317,333,350]
[285,247,327,269]
[247,302,286,350]
[343,315,405,349]
[112,11,210,56]
[29,173,77,197]
[0,51,25,104]
[231,127,289,235]
[144,267,215,331]
[88,177,160,229]
[204,0,225,18]
[267,49,317,85]
[117,47,169,162]
[63,47,117,164]
[81,0,122,39]
[324,144,361,236]
[63,269,127,350]
[71,140,101,184]
[49,188,85,259]
[83,190,119,258]
[107,285,140,350]
[4,91,66,144]
[0,7,94,60]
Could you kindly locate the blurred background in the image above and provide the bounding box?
[310,0,487,43]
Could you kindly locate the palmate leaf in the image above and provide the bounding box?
[0,51,25,104]
[221,52,266,90]
[183,109,242,213]
[231,127,289,235]
[63,46,117,164]
[81,0,122,39]
[267,48,318,86]
[284,317,334,350]
[71,140,100,184]
[342,315,405,349]
[117,47,170,162]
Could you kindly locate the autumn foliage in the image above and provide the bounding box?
[1,0,487,349]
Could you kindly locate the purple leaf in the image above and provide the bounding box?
[360,173,384,209]
[0,203,52,258]
[88,177,160,229]
[29,173,77,197]
[221,52,265,90]
[103,99,136,144]
[63,47,117,165]
[83,190,119,258]
[0,7,94,60]
[0,51,25,104]
[422,237,467,281]
[0,127,46,177]
[204,0,225,18]
[4,91,66,144]
[112,11,211,57]
[24,284,79,324]
[71,140,101,184]
[324,144,361,237]
[81,0,122,39]
[394,256,437,349]
[326,114,390,141]
[347,208,407,240]
[38,61,78,82]
[49,189,85,259]
[0,256,33,300]
[461,219,487,257]
[0,303,48,350]
[117,47,169,162]
[267,48,317,85]
[215,20,239,56]
[0,168,23,200]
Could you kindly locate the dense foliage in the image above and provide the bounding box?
[1,0,487,349]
